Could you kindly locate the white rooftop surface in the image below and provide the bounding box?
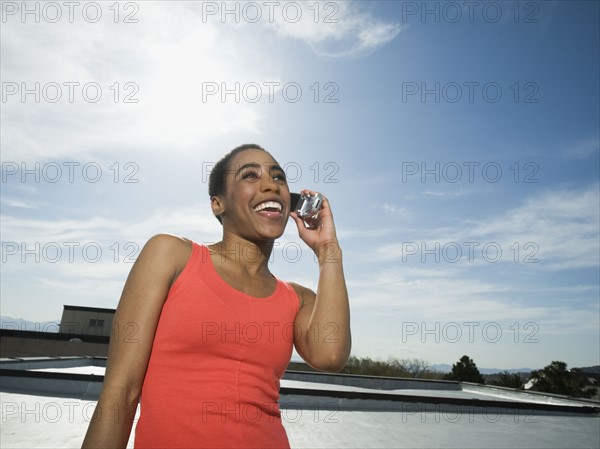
[2,390,599,449]
[30,366,107,376]
[3,361,599,448]
[283,379,596,408]
[28,366,596,408]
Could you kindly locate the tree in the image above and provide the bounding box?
[400,358,432,378]
[341,356,437,378]
[529,361,597,399]
[489,370,523,389]
[444,355,485,383]
[343,355,361,375]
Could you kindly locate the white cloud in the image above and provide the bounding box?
[376,184,599,270]
[0,3,274,161]
[265,1,403,57]
[560,137,600,160]
[1,203,219,243]
[372,203,411,217]
[347,265,599,336]
[0,197,38,209]
[1,2,402,162]
[468,184,599,270]
[342,184,600,350]
[0,202,225,317]
[421,189,473,198]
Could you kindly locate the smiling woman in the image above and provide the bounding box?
[81,144,351,449]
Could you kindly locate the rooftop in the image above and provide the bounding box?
[2,357,599,448]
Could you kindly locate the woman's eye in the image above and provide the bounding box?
[273,173,286,182]
[242,171,259,180]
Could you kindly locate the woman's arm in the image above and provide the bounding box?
[81,234,191,448]
[290,191,351,372]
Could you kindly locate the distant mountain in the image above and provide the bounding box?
[576,366,600,375]
[0,316,60,332]
[430,364,452,373]
[431,364,599,375]
[431,364,534,375]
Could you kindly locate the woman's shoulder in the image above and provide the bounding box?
[287,281,316,309]
[140,234,194,270]
[144,233,192,246]
[143,233,193,251]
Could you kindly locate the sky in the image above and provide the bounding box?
[1,1,599,371]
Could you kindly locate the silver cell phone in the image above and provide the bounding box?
[290,192,323,229]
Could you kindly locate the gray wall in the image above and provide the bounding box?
[0,334,108,357]
[59,309,115,337]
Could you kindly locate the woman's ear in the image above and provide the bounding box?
[211,196,225,221]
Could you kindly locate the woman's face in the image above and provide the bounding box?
[214,149,291,242]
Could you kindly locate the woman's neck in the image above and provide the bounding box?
[210,233,273,277]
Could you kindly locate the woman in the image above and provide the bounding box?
[81,144,351,448]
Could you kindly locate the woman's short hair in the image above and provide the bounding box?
[208,143,267,223]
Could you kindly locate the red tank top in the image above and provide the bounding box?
[134,242,300,448]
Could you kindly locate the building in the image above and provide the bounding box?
[58,305,116,338]
[0,305,115,358]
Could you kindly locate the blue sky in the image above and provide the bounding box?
[1,1,598,370]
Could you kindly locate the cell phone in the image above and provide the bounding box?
[290,192,323,229]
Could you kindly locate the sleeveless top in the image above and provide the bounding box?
[134,242,300,448]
